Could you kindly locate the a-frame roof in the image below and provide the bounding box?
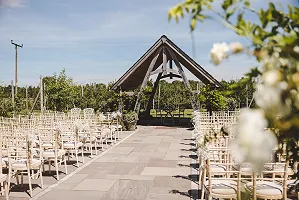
[112,35,222,90]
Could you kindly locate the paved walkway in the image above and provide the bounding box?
[4,126,197,200]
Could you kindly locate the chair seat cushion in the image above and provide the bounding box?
[1,157,10,168]
[245,181,283,197]
[0,174,7,182]
[205,179,237,196]
[210,164,226,175]
[63,142,83,149]
[1,149,8,157]
[43,149,66,158]
[12,159,42,170]
[41,143,54,149]
[111,125,122,129]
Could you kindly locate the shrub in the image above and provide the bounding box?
[122,111,138,131]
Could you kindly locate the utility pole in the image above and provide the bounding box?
[40,76,44,114]
[11,80,15,111]
[11,40,23,95]
[81,85,84,97]
[25,85,28,110]
[44,82,46,110]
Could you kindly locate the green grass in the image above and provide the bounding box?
[149,109,194,118]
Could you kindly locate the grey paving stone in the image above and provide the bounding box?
[109,163,147,175]
[40,190,106,200]
[29,127,193,200]
[102,180,153,200]
[109,147,135,154]
[142,136,163,144]
[72,178,117,191]
[140,167,190,176]
[146,193,190,200]
[120,175,156,181]
[132,146,157,152]
[134,156,151,163]
[153,176,191,189]
[63,173,89,184]
[53,183,77,190]
[146,158,178,167]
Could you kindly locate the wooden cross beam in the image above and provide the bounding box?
[150,68,179,76]
[134,47,162,113]
[165,46,198,110]
[160,73,181,79]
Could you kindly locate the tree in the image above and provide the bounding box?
[43,69,78,111]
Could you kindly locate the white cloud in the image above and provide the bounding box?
[0,0,26,8]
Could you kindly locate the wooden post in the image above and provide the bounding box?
[15,46,18,94]
[25,85,28,110]
[81,85,84,97]
[169,60,173,79]
[165,46,198,110]
[30,89,41,115]
[11,80,15,111]
[44,82,46,111]
[162,47,167,75]
[40,76,44,114]
[145,73,162,115]
[158,84,160,110]
[134,47,162,114]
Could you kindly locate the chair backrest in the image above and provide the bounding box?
[83,108,94,120]
[250,161,289,200]
[70,108,81,120]
[204,158,241,199]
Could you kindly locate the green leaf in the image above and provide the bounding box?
[190,18,197,31]
[244,0,250,8]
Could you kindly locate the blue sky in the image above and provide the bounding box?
[0,0,296,86]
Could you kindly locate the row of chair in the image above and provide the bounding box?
[0,108,123,199]
[192,111,298,200]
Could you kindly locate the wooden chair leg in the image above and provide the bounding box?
[4,181,9,200]
[20,173,23,187]
[75,149,79,167]
[27,170,33,197]
[64,156,68,174]
[81,147,84,163]
[7,170,11,193]
[95,142,98,155]
[54,159,59,180]
[39,167,44,188]
[15,172,19,186]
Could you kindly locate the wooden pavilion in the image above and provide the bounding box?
[112,35,221,115]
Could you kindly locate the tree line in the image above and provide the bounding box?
[0,69,255,117]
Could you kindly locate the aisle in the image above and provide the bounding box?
[37,126,194,200]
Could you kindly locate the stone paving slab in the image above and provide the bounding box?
[72,178,117,191]
[6,126,195,200]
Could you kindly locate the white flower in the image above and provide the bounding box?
[255,84,287,116]
[210,42,229,65]
[230,42,244,53]
[293,46,299,53]
[230,108,277,171]
[262,70,281,86]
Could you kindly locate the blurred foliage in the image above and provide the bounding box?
[169,0,299,183]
